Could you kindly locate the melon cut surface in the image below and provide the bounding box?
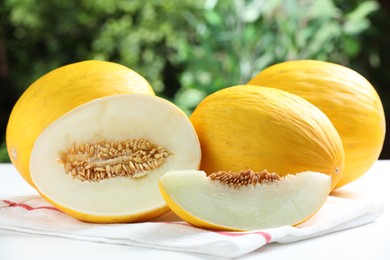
[159,170,331,231]
[30,94,201,223]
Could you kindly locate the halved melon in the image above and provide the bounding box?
[29,94,201,223]
[159,170,331,231]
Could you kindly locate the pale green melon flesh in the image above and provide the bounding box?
[161,170,331,230]
[30,94,201,217]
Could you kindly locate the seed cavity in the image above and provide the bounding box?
[209,169,281,188]
[59,138,171,182]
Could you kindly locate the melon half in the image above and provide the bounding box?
[28,94,201,222]
[6,60,201,222]
[159,170,331,231]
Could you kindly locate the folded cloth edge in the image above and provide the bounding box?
[0,195,384,258]
[268,196,384,243]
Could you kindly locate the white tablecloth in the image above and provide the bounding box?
[0,161,389,259]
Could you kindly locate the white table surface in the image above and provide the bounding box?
[0,161,389,260]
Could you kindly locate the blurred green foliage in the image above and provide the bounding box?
[1,0,389,162]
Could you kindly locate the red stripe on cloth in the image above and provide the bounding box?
[2,200,60,212]
[216,231,272,243]
[159,221,272,243]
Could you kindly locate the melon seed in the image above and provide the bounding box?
[58,138,171,182]
[209,169,280,188]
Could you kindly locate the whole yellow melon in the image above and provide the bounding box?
[190,85,344,190]
[248,60,386,188]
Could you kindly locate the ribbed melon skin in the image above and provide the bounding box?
[190,85,344,190]
[248,60,385,188]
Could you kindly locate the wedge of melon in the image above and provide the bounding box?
[159,170,331,231]
[29,94,201,223]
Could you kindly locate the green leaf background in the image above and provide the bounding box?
[1,0,389,162]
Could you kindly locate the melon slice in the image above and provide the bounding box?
[29,94,201,223]
[159,170,331,231]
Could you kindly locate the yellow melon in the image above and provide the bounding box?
[248,60,386,188]
[6,60,201,222]
[190,85,344,190]
[159,169,331,231]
